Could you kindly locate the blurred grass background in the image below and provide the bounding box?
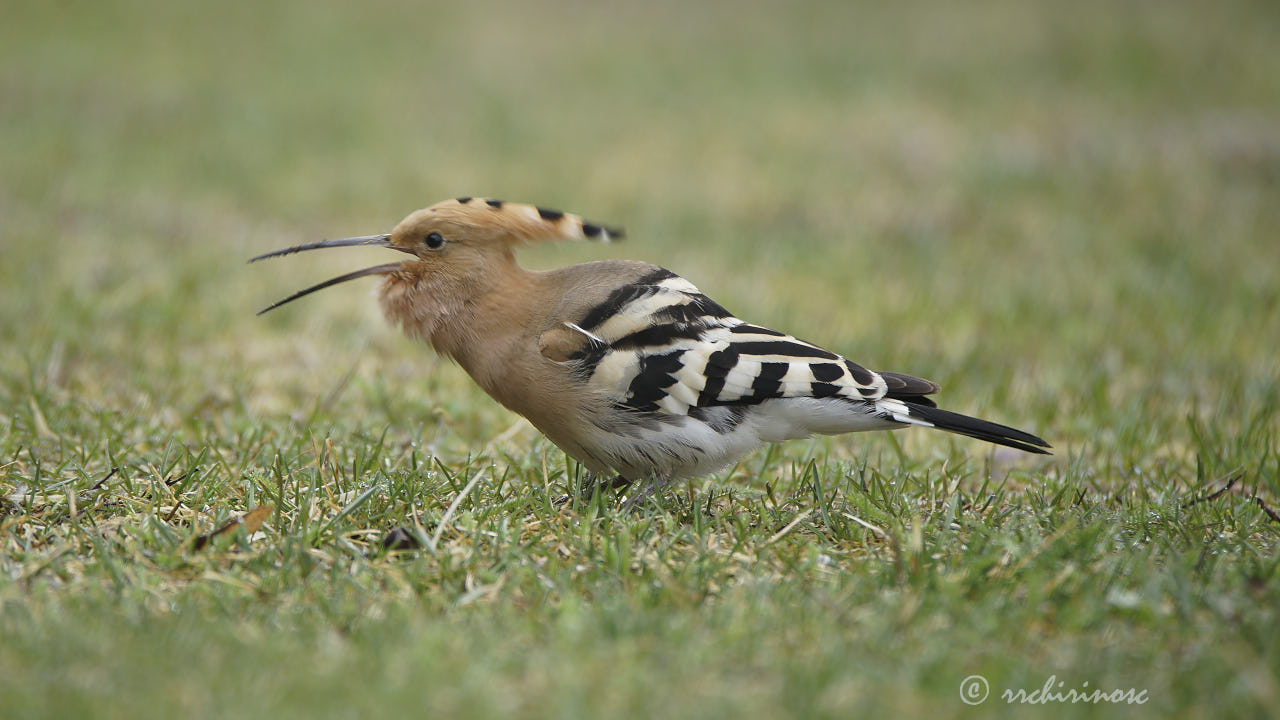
[1,0,1278,718]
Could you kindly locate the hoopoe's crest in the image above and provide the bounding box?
[422,197,623,247]
[253,198,1049,504]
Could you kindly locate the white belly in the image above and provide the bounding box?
[575,397,901,481]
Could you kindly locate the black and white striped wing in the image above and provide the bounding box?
[565,269,893,417]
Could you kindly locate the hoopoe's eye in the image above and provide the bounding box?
[424,232,445,250]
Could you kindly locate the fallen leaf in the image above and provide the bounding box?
[193,505,273,550]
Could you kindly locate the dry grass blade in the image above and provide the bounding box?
[193,505,274,551]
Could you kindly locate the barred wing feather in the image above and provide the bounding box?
[565,269,890,418]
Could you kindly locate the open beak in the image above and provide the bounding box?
[250,233,405,315]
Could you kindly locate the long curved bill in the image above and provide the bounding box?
[248,233,392,263]
[256,263,402,315]
[251,233,402,315]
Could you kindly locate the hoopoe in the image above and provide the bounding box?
[253,198,1050,503]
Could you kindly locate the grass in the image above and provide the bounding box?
[2,0,1279,717]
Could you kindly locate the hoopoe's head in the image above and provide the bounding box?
[251,198,622,331]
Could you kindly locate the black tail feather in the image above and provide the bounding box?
[903,402,1051,455]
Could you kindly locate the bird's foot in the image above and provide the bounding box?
[621,475,671,511]
[553,474,632,507]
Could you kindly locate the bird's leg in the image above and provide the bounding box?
[581,472,631,496]
[603,475,633,491]
[554,472,632,507]
[621,474,671,511]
